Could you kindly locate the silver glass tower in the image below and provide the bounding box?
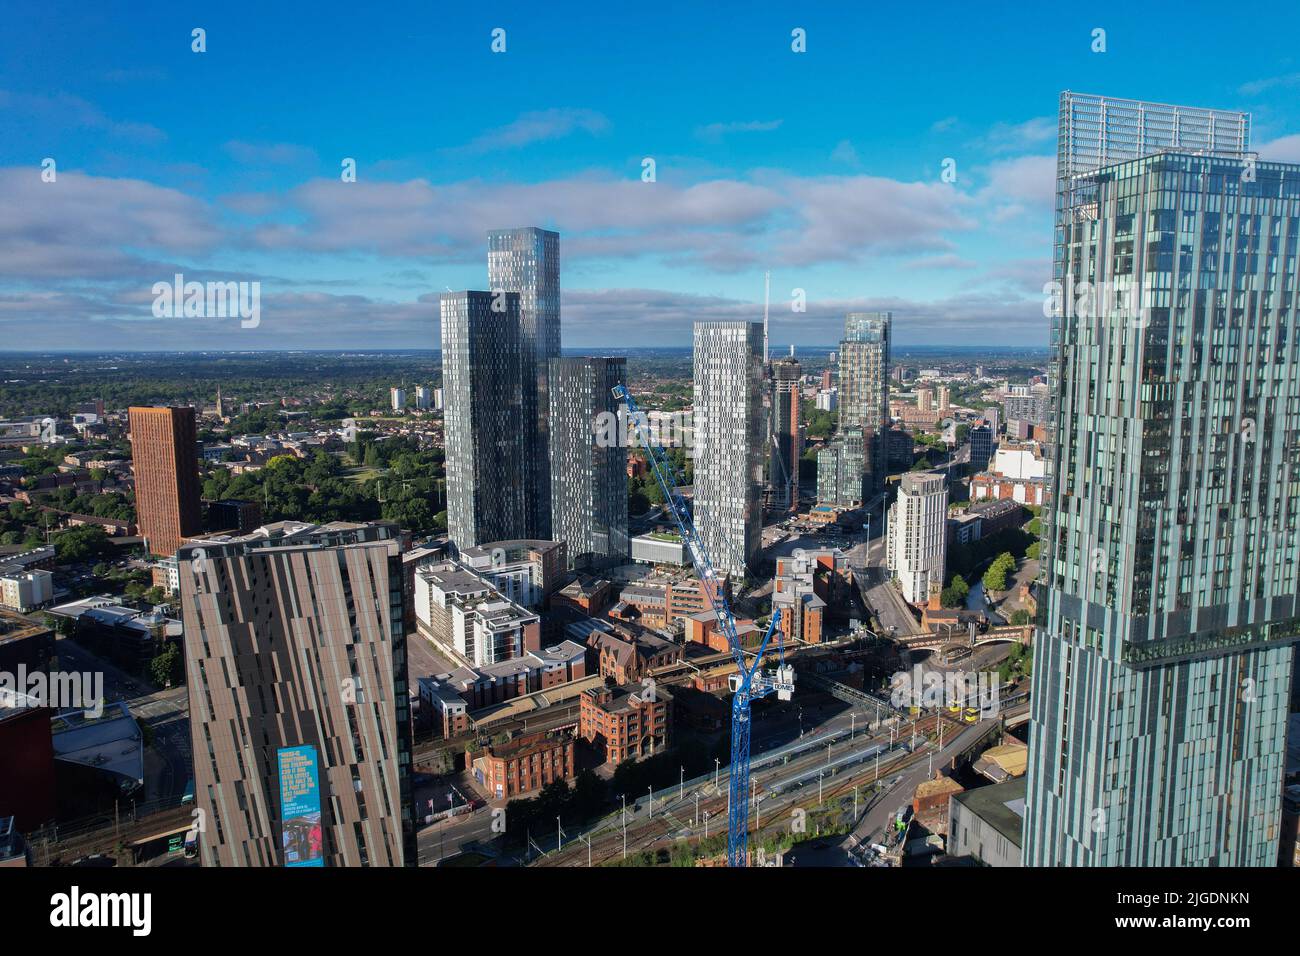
[488,227,560,539]
[1025,92,1299,866]
[839,312,891,496]
[441,290,530,549]
[769,355,802,511]
[549,356,630,570]
[693,321,765,578]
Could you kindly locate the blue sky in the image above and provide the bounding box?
[3,0,1299,350]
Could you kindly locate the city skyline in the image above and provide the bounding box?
[5,1,1300,893]
[5,3,1300,351]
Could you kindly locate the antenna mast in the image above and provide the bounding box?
[762,271,770,365]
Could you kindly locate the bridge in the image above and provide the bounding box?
[797,670,907,721]
[895,624,1033,653]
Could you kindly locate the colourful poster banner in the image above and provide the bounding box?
[278,745,324,867]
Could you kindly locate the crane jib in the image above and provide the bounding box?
[613,383,795,867]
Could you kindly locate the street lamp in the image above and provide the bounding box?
[694,791,701,826]
[704,810,710,840]
[648,785,653,819]
[680,766,685,802]
[714,757,720,789]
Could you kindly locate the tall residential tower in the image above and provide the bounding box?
[838,312,891,496]
[693,321,765,578]
[769,354,803,512]
[488,227,560,539]
[440,290,529,549]
[178,522,415,867]
[1024,93,1298,866]
[549,356,630,570]
[128,405,202,558]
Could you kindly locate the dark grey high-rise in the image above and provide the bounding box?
[549,356,629,570]
[488,227,560,539]
[838,312,890,495]
[441,290,530,549]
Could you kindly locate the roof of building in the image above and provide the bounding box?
[0,608,52,646]
[484,731,571,761]
[915,775,964,801]
[585,682,673,713]
[557,575,611,600]
[50,700,145,785]
[968,499,1024,518]
[460,539,563,561]
[950,777,1027,847]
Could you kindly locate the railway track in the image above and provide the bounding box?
[535,714,955,867]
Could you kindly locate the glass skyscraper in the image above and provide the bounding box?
[838,311,891,495]
[440,290,530,549]
[1024,93,1299,866]
[488,227,560,539]
[549,356,630,569]
[769,355,802,511]
[693,321,765,578]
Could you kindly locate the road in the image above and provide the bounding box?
[845,716,997,851]
[54,635,192,803]
[843,510,923,638]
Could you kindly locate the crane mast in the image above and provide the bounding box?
[613,384,794,866]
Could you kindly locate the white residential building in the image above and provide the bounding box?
[693,321,764,577]
[0,569,54,612]
[886,472,948,605]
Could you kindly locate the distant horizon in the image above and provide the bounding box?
[0,344,1051,357]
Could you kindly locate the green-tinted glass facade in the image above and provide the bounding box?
[1025,144,1300,866]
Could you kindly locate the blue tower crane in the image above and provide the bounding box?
[613,384,795,867]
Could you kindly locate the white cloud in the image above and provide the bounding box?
[0,168,219,280]
[1239,73,1300,97]
[0,89,165,143]
[695,119,783,142]
[1256,134,1300,163]
[223,141,319,167]
[976,117,1055,153]
[451,108,610,154]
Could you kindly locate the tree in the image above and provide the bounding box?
[941,574,970,608]
[53,525,113,563]
[983,552,1016,593]
[148,644,184,687]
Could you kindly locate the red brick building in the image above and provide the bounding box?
[574,620,681,686]
[473,731,575,800]
[579,684,672,766]
[551,576,613,617]
[128,406,202,557]
[684,611,762,653]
